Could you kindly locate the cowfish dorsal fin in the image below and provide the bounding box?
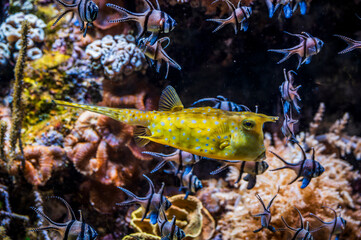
[134,126,151,147]
[158,86,184,112]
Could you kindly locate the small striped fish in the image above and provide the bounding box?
[280,69,301,114]
[191,95,251,112]
[106,0,176,42]
[206,0,252,33]
[31,196,98,240]
[157,207,185,240]
[279,207,313,240]
[53,0,98,37]
[117,174,171,225]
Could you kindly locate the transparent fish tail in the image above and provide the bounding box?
[334,35,361,54]
[30,207,66,232]
[268,48,298,65]
[206,18,229,33]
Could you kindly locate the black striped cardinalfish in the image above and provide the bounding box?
[268,32,324,69]
[252,188,279,233]
[280,69,301,114]
[117,174,171,224]
[142,149,200,174]
[30,196,98,240]
[309,206,346,240]
[207,0,252,33]
[191,95,251,112]
[52,0,98,37]
[270,142,324,189]
[157,205,186,240]
[279,207,314,240]
[54,86,278,162]
[106,0,176,42]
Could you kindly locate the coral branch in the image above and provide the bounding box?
[0,121,7,162]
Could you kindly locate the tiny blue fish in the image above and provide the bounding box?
[309,206,346,240]
[270,142,324,189]
[117,174,171,225]
[31,196,98,240]
[268,32,324,69]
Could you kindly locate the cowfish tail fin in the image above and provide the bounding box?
[53,100,127,123]
[206,18,229,33]
[268,49,296,65]
[334,35,361,54]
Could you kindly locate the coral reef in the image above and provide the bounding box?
[128,194,215,240]
[0,12,46,61]
[85,34,147,82]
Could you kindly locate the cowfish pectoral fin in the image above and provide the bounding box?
[158,86,184,112]
[134,126,152,147]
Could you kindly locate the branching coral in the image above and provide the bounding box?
[0,12,46,61]
[64,112,157,187]
[197,132,361,239]
[128,194,215,240]
[85,34,147,82]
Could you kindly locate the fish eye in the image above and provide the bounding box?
[242,119,255,130]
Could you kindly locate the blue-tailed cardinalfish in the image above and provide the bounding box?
[309,206,346,240]
[137,36,181,79]
[270,142,324,189]
[157,204,186,240]
[142,149,200,174]
[268,32,324,69]
[106,0,176,42]
[117,174,171,224]
[334,35,361,54]
[206,0,252,33]
[264,0,294,19]
[30,196,98,240]
[293,0,307,15]
[52,0,98,37]
[54,86,278,162]
[278,207,314,240]
[281,112,298,142]
[252,187,279,233]
[165,162,202,199]
[192,95,251,112]
[210,158,268,189]
[280,69,301,114]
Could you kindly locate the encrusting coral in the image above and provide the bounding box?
[197,130,361,239]
[85,34,147,82]
[63,111,158,187]
[0,12,46,61]
[127,194,215,240]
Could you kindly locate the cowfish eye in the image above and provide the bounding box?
[242,119,255,130]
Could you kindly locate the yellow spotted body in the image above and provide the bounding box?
[55,87,278,161]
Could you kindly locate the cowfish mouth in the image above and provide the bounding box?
[244,112,279,124]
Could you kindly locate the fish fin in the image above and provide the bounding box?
[296,55,303,69]
[244,174,257,189]
[47,196,76,221]
[268,48,297,65]
[212,122,230,146]
[210,164,229,175]
[334,35,361,54]
[54,0,77,8]
[116,187,141,206]
[158,86,184,112]
[184,191,190,199]
[242,21,249,32]
[30,207,66,231]
[52,10,72,26]
[149,212,158,225]
[253,227,263,233]
[268,225,276,232]
[78,210,83,222]
[160,48,181,70]
[191,97,219,107]
[134,126,151,147]
[300,178,311,189]
[206,18,229,33]
[184,165,193,175]
[283,4,293,18]
[303,56,312,65]
[299,1,307,15]
[283,101,290,114]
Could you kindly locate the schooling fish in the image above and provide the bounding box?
[138,36,181,79]
[31,196,98,240]
[309,206,346,240]
[270,142,324,189]
[106,0,176,42]
[157,206,186,240]
[280,69,301,114]
[191,95,251,112]
[117,174,171,224]
[281,112,298,142]
[252,188,279,233]
[143,149,200,174]
[268,32,324,69]
[165,162,202,199]
[334,35,361,54]
[210,158,268,189]
[53,0,98,37]
[278,207,313,240]
[206,0,252,33]
[54,86,278,162]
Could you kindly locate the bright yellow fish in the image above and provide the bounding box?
[54,86,278,162]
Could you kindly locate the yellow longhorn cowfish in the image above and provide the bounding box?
[54,86,278,162]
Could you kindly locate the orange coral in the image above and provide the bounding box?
[21,146,66,186]
[64,111,159,187]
